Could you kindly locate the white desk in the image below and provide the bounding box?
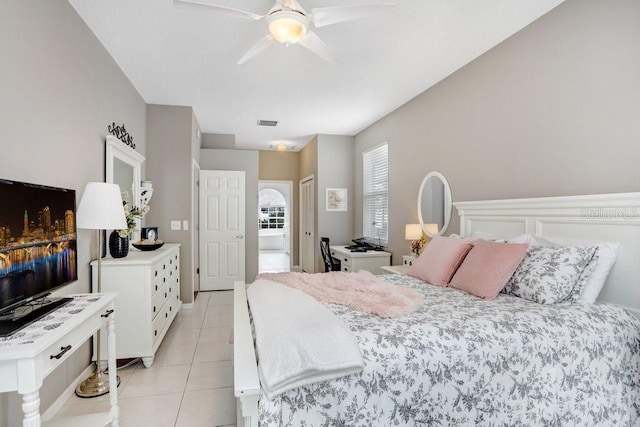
[0,293,119,427]
[329,246,391,274]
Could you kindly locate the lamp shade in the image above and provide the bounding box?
[76,182,127,230]
[405,224,422,240]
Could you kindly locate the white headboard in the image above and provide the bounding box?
[454,192,640,318]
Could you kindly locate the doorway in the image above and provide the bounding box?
[258,181,292,273]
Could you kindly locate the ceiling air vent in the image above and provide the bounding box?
[257,119,278,127]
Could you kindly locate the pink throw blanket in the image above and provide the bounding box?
[256,271,424,318]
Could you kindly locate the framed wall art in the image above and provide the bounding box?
[326,188,348,212]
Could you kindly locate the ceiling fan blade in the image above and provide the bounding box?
[237,35,275,65]
[297,30,340,65]
[311,2,395,28]
[176,0,264,21]
[275,0,298,9]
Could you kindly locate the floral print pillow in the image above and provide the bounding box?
[504,245,598,304]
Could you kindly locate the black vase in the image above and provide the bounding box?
[109,230,129,258]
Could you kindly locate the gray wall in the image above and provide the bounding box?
[355,0,640,262]
[146,105,199,304]
[317,135,355,249]
[0,0,147,423]
[297,135,354,271]
[199,148,260,282]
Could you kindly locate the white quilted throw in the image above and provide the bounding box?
[247,279,364,400]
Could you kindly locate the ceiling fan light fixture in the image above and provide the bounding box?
[267,11,308,45]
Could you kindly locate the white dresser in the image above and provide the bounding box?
[329,245,391,274]
[92,243,181,368]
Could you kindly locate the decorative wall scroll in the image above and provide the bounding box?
[108,122,135,149]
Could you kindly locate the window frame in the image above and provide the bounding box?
[362,143,389,245]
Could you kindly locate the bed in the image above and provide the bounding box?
[234,192,640,427]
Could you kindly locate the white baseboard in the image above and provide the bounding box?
[181,302,194,309]
[42,363,96,421]
[291,265,300,272]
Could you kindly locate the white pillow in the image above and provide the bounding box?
[471,231,532,244]
[531,236,619,304]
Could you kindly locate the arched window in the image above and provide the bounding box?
[259,188,286,229]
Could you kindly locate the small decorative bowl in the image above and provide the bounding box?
[132,240,165,251]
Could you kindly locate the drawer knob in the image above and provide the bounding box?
[153,306,156,313]
[154,330,158,337]
[155,271,158,277]
[155,285,158,291]
[50,345,72,360]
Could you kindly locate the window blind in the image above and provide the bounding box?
[362,143,389,245]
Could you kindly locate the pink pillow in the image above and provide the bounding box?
[407,236,473,286]
[449,240,529,300]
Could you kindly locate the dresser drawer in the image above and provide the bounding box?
[151,283,166,319]
[152,303,170,346]
[43,338,75,377]
[151,262,162,283]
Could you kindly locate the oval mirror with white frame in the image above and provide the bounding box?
[417,171,452,237]
[106,135,145,242]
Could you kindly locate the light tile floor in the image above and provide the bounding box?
[53,291,236,427]
[258,250,290,273]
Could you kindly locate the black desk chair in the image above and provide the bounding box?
[320,237,341,272]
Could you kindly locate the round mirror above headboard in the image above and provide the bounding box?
[417,171,452,237]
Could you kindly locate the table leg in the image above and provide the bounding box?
[21,390,40,427]
[107,311,120,427]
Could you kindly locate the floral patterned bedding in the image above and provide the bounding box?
[257,274,640,426]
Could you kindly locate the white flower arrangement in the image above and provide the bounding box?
[118,191,150,237]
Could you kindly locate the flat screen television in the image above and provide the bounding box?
[0,179,77,336]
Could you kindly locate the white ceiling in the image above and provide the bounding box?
[68,0,564,151]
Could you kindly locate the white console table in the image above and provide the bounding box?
[329,246,391,274]
[0,293,119,427]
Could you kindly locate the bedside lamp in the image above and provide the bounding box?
[75,182,126,398]
[405,224,423,256]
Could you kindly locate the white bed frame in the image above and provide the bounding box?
[233,192,640,427]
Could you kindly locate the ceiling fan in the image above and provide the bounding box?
[176,0,395,65]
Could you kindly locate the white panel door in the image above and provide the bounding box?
[199,170,245,290]
[299,176,315,273]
